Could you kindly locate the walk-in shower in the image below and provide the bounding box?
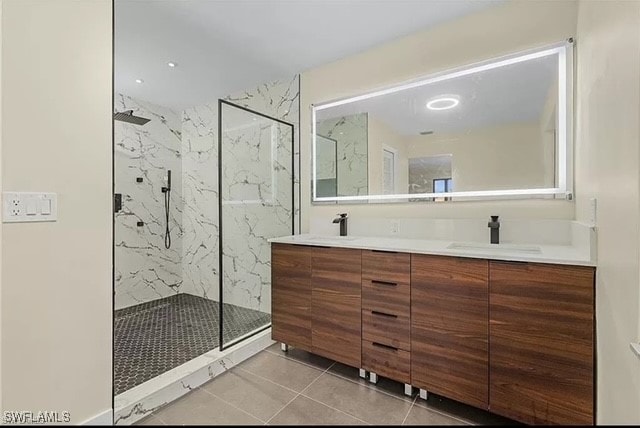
[113,93,295,396]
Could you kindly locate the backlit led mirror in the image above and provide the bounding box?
[312,41,573,203]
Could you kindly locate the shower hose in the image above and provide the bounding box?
[164,188,171,249]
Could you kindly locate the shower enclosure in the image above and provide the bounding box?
[113,95,295,395]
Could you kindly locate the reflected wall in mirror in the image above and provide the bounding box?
[409,155,452,201]
[316,113,368,197]
[312,41,573,203]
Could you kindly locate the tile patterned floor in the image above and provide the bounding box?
[114,294,271,395]
[135,344,518,426]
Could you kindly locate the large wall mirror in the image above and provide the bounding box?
[312,41,574,203]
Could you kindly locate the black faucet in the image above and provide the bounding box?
[488,215,500,244]
[333,213,348,236]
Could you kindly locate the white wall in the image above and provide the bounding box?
[574,0,640,423]
[406,122,548,191]
[301,0,577,227]
[1,0,112,423]
[0,0,3,413]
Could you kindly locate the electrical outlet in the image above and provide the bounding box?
[3,192,57,223]
[9,196,22,217]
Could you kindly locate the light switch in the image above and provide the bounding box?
[26,199,37,215]
[41,199,51,215]
[3,192,57,223]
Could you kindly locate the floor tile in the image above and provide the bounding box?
[135,414,165,425]
[266,343,334,371]
[152,388,262,425]
[238,350,324,392]
[268,395,366,425]
[403,404,467,425]
[328,362,414,402]
[200,368,297,421]
[303,372,413,425]
[413,393,518,425]
[114,294,270,395]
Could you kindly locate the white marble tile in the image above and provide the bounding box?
[115,94,183,309]
[180,76,300,312]
[179,103,220,301]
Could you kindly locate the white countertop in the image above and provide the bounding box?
[268,234,596,267]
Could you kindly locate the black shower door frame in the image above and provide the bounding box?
[217,99,295,351]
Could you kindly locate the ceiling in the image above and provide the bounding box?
[316,52,558,135]
[115,0,502,111]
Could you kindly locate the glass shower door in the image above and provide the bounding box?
[218,100,294,349]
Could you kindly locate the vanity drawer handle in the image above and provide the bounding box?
[371,250,399,254]
[372,342,398,351]
[371,310,397,319]
[371,280,397,287]
[495,260,529,266]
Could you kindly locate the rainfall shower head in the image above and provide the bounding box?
[114,110,150,126]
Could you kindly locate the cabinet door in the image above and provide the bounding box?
[411,255,489,409]
[489,261,595,425]
[271,243,312,349]
[311,247,362,367]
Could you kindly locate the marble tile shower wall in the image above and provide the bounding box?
[221,118,294,314]
[181,76,300,312]
[115,94,183,309]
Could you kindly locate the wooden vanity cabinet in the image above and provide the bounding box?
[272,243,596,425]
[411,254,490,409]
[311,247,362,367]
[272,244,362,367]
[489,261,595,425]
[271,243,313,349]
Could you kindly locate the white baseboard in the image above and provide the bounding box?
[81,409,113,425]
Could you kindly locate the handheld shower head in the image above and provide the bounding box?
[162,169,172,249]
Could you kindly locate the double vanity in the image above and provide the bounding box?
[269,233,595,425]
[274,38,594,425]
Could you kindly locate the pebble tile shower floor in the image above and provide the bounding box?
[114,294,271,395]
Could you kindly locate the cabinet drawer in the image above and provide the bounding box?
[362,279,410,314]
[362,340,411,384]
[362,250,410,284]
[362,309,410,350]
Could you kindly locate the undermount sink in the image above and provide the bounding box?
[290,235,359,242]
[447,242,542,254]
[303,235,359,242]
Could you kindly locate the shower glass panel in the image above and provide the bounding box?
[218,100,294,350]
